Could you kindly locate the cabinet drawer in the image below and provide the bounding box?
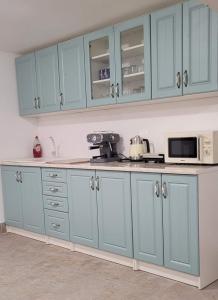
[43,182,67,197]
[43,195,68,212]
[42,168,67,183]
[44,209,69,241]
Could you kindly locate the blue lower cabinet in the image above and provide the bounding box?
[1,166,44,234]
[44,209,69,241]
[68,170,98,248]
[1,166,23,228]
[96,171,133,257]
[43,195,69,213]
[21,167,45,234]
[162,175,199,275]
[131,173,163,265]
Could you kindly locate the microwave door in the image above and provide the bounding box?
[168,137,199,162]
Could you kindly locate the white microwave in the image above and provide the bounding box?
[165,131,218,164]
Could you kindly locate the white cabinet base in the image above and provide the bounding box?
[7,226,203,289]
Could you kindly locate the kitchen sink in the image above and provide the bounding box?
[46,158,89,165]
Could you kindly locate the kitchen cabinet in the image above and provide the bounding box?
[1,166,23,228]
[114,15,151,103]
[68,170,98,248]
[1,166,44,234]
[183,0,218,94]
[15,53,38,115]
[84,27,116,107]
[163,174,199,275]
[151,4,183,98]
[131,173,199,275]
[131,173,163,266]
[96,171,133,257]
[58,37,86,110]
[35,46,60,113]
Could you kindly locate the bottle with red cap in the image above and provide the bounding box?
[33,136,42,158]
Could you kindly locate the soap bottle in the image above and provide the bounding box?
[33,136,42,158]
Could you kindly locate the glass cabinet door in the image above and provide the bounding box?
[114,16,151,103]
[84,27,116,107]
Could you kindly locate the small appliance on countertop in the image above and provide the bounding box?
[87,132,120,163]
[165,130,218,165]
[129,135,150,161]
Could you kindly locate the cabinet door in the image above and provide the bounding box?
[58,37,86,110]
[35,45,60,113]
[21,167,45,234]
[131,173,163,266]
[15,53,38,115]
[68,170,98,248]
[1,166,23,228]
[96,171,133,257]
[151,4,182,98]
[183,0,218,94]
[162,175,199,275]
[84,27,116,107]
[114,15,151,103]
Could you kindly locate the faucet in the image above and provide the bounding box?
[49,136,57,157]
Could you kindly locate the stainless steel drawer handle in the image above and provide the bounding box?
[162,182,167,199]
[49,187,59,193]
[51,223,60,229]
[154,181,160,198]
[49,173,58,178]
[49,202,59,207]
[90,176,95,191]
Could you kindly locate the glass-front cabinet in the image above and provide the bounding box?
[84,27,116,107]
[84,16,151,107]
[114,16,151,103]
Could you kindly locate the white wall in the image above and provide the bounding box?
[0,51,37,223]
[37,96,218,159]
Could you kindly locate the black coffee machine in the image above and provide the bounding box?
[87,132,120,163]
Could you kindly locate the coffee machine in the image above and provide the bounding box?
[87,132,120,163]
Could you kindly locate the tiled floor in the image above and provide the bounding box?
[0,233,218,300]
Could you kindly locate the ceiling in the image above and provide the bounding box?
[1,0,217,54]
[0,0,181,54]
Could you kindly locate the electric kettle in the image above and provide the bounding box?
[129,135,150,161]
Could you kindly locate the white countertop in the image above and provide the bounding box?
[1,158,218,175]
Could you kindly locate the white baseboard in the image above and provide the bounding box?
[6,226,201,288]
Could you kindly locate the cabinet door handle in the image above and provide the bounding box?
[110,84,115,98]
[49,187,59,193]
[49,173,58,178]
[176,72,181,89]
[90,176,95,191]
[154,181,160,197]
[37,97,41,109]
[49,202,59,207]
[95,176,100,191]
[116,83,119,97]
[34,97,38,109]
[19,171,23,183]
[60,93,64,108]
[162,182,167,199]
[51,223,60,229]
[183,70,188,87]
[15,171,20,182]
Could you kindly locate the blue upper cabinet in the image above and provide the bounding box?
[21,167,45,234]
[96,171,133,258]
[131,173,163,266]
[151,4,183,99]
[84,27,117,107]
[114,16,151,103]
[1,166,23,228]
[58,37,86,110]
[15,53,38,115]
[162,175,199,275]
[35,45,60,113]
[183,0,218,94]
[68,169,98,248]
